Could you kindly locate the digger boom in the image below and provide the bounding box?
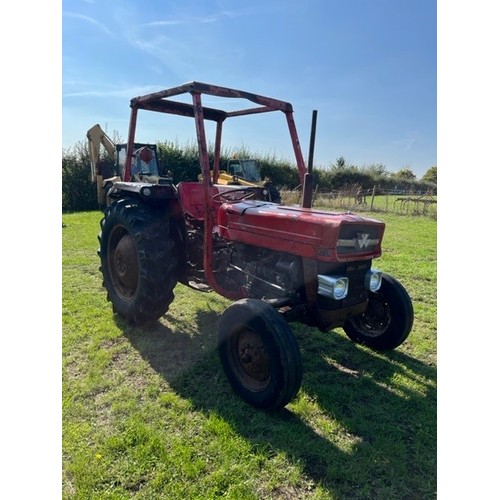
[87,124,115,183]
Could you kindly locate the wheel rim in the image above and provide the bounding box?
[228,328,271,391]
[108,226,139,300]
[350,294,391,337]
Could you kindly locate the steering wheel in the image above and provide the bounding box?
[212,187,260,203]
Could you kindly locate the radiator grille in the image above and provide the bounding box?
[336,224,382,256]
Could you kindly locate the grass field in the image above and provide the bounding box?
[62,208,436,499]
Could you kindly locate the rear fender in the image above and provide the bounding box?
[177,181,218,220]
[176,181,260,220]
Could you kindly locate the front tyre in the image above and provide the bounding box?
[343,274,414,350]
[98,198,179,324]
[217,299,302,410]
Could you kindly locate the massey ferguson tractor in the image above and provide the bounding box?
[98,81,413,410]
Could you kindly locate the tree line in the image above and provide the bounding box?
[62,139,437,212]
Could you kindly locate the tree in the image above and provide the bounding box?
[393,167,416,180]
[62,144,97,212]
[362,163,387,177]
[336,156,347,169]
[421,166,437,184]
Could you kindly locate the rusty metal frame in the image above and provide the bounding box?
[124,81,307,183]
[123,81,309,299]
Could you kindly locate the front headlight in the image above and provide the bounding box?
[365,269,382,292]
[333,277,349,299]
[318,275,349,300]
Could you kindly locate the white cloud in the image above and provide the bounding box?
[393,133,418,152]
[63,12,112,36]
[147,15,217,27]
[63,83,162,98]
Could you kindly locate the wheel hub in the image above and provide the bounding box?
[111,233,138,298]
[237,330,270,385]
[356,296,390,336]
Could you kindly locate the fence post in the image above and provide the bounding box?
[312,184,319,205]
[370,185,376,211]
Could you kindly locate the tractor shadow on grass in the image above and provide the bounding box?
[120,309,436,498]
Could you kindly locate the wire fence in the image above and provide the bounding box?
[279,185,437,218]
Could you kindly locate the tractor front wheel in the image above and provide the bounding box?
[98,198,180,324]
[343,273,413,350]
[217,299,302,410]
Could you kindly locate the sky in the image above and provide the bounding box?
[62,0,437,178]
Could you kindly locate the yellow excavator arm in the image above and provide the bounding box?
[87,124,121,206]
[87,124,116,182]
[215,171,261,187]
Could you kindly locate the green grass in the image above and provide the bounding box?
[62,209,436,499]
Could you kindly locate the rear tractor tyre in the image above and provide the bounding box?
[217,299,302,410]
[98,198,179,324]
[343,273,414,351]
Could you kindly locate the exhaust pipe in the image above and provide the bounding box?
[301,109,317,209]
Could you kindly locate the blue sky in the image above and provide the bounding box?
[62,0,436,178]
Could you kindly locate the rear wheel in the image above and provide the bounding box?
[343,273,413,350]
[98,198,180,324]
[217,299,302,410]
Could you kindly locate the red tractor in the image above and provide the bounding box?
[98,82,413,410]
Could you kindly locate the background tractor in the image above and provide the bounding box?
[216,158,281,203]
[97,81,413,410]
[87,124,169,206]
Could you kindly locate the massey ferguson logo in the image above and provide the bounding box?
[336,232,380,251]
[357,233,370,249]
